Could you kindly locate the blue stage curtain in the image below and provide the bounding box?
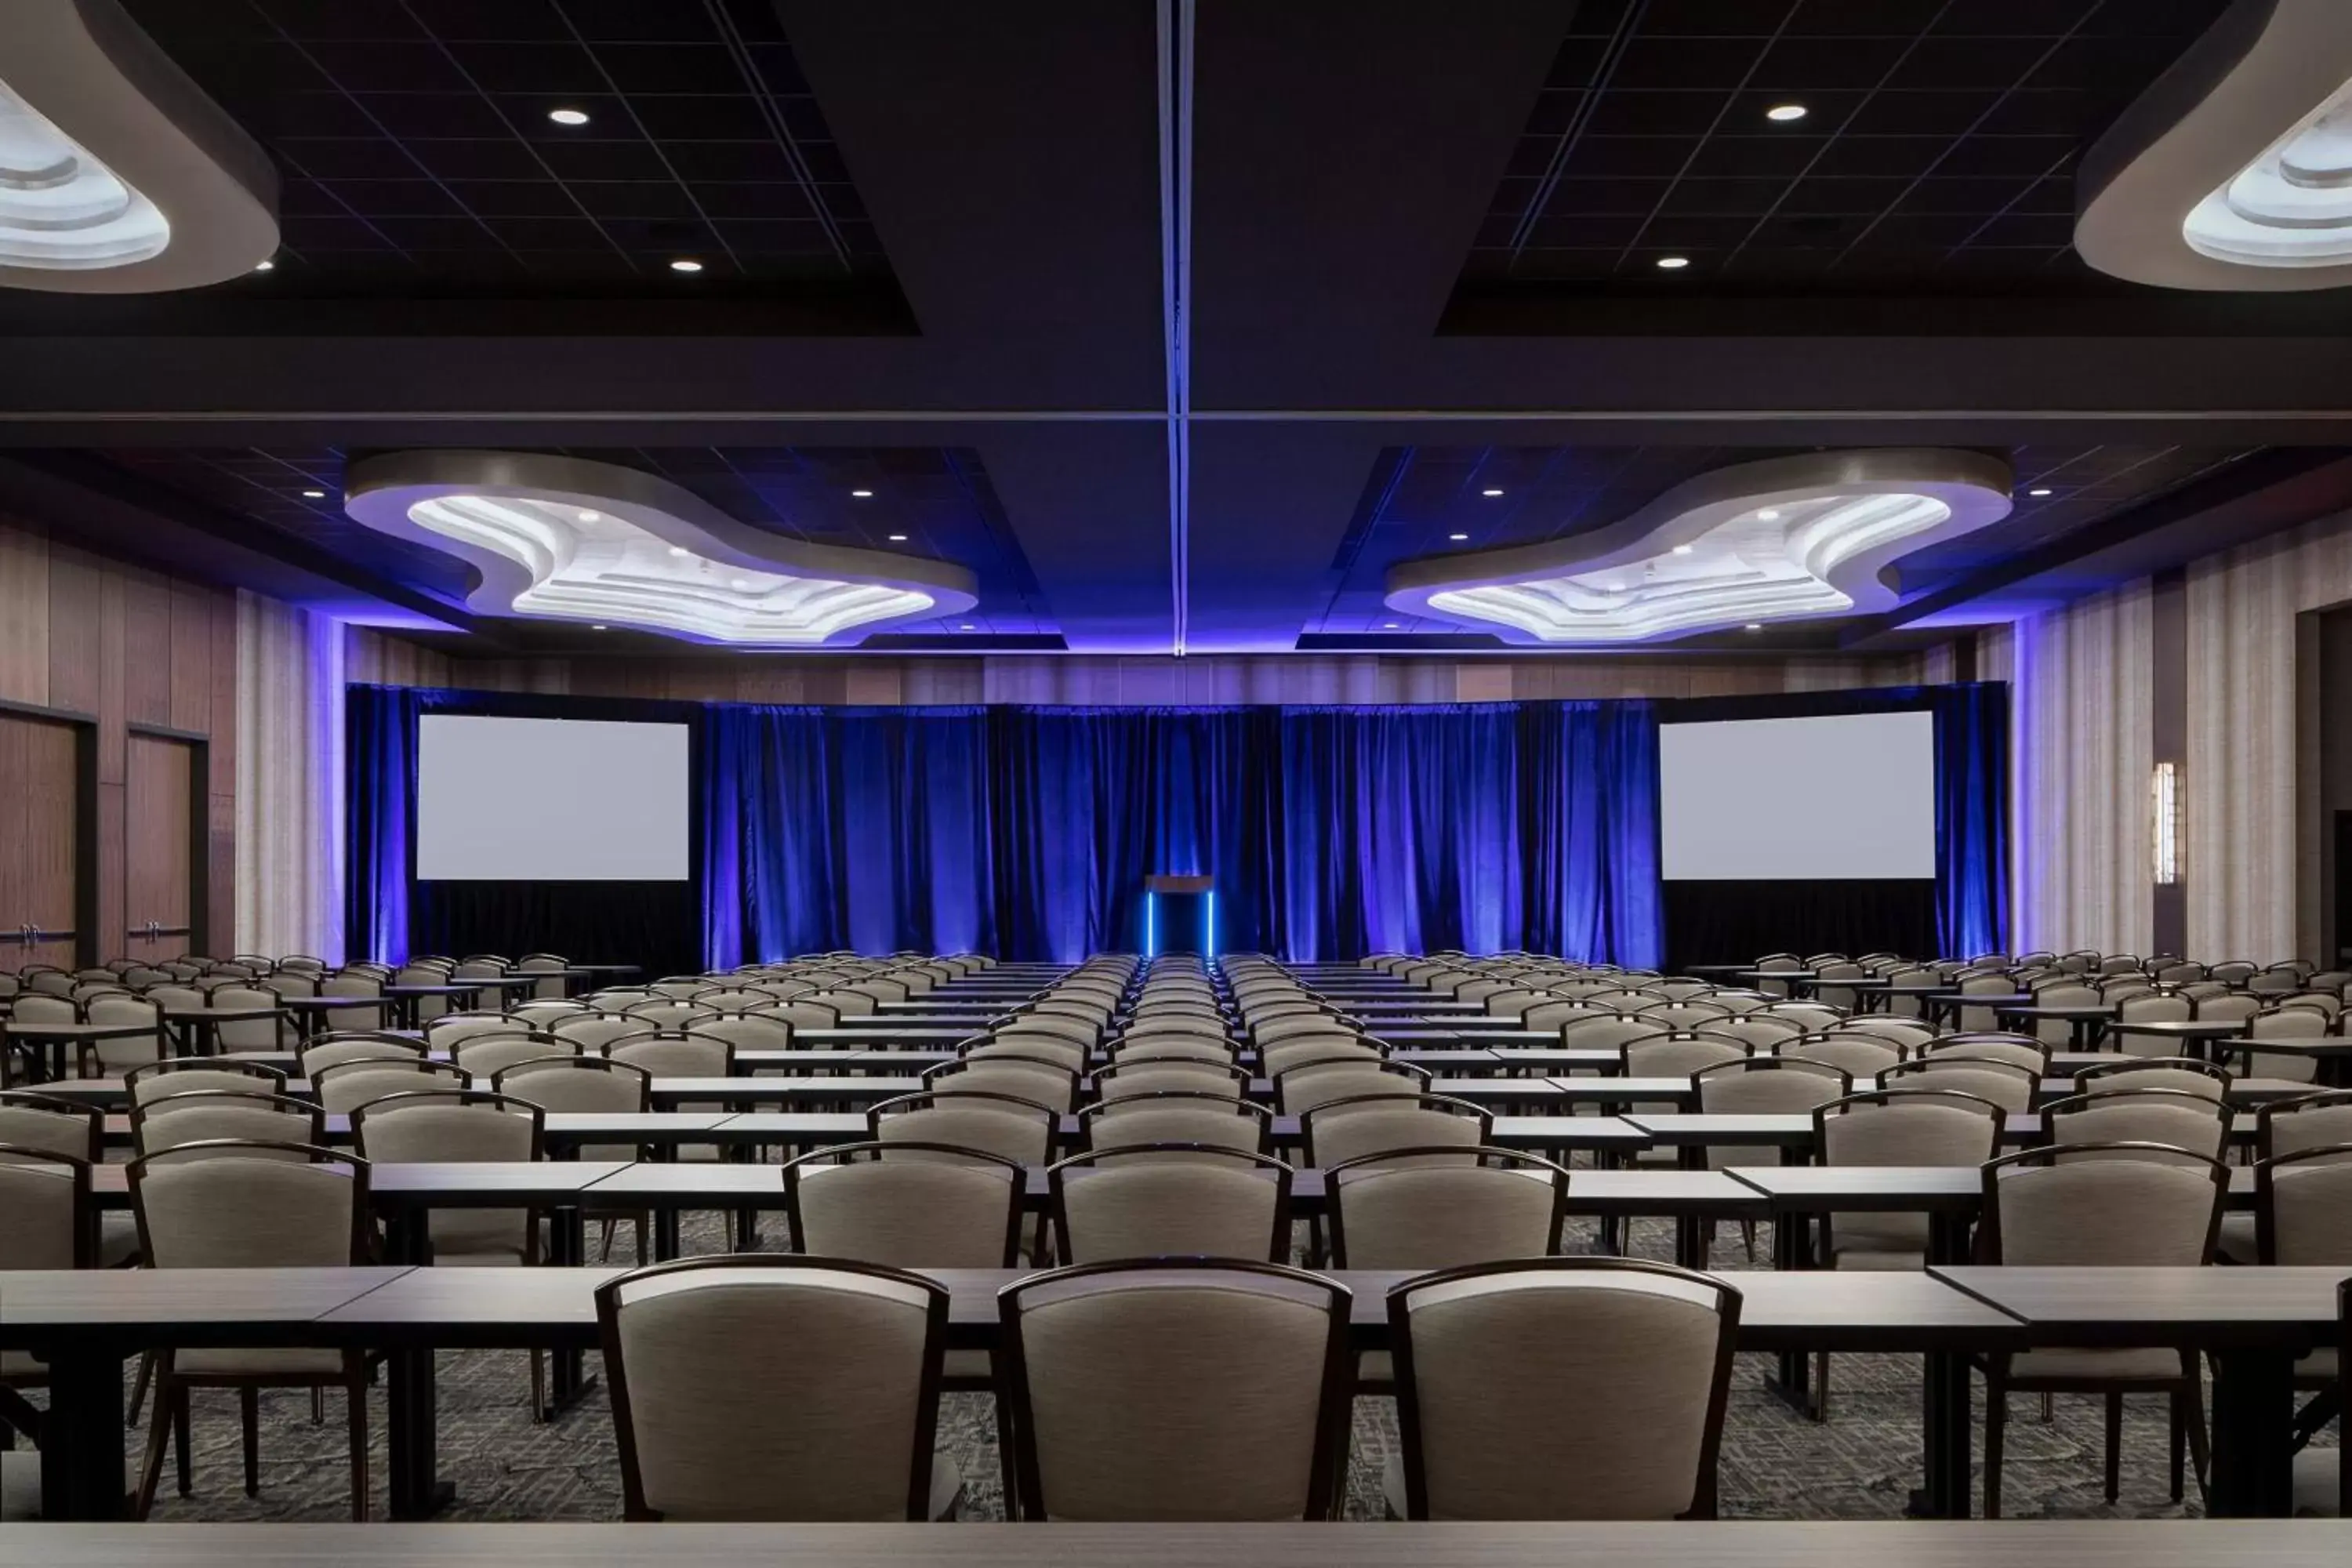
[343,682,421,964]
[714,700,1662,966]
[1933,681,2010,960]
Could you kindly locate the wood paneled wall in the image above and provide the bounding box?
[0,515,236,963]
[346,632,1935,706]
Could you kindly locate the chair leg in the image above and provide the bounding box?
[347,1377,369,1522]
[1740,1218,1758,1264]
[2182,1373,2212,1502]
[126,1351,154,1427]
[596,1218,617,1262]
[1983,1377,2007,1519]
[2039,1392,2053,1424]
[311,1387,324,1425]
[133,1379,178,1520]
[1813,1352,1831,1423]
[240,1386,260,1497]
[2103,1390,2122,1503]
[530,1351,546,1425]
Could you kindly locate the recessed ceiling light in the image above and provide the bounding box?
[252,259,274,272]
[1766,103,1808,122]
[1448,532,1469,541]
[731,578,754,591]
[851,488,873,498]
[1481,488,1504,497]
[887,533,908,542]
[1656,256,1690,270]
[1382,622,1401,630]
[1756,508,1781,521]
[1744,623,1763,633]
[1671,543,1693,555]
[577,509,600,522]
[959,623,976,631]
[2028,487,2053,496]
[590,624,608,632]
[300,488,325,499]
[666,545,689,557]
[547,107,590,126]
[669,258,703,274]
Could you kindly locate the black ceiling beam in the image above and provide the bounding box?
[1838,448,2352,648]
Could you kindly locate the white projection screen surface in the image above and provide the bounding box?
[1660,711,1936,881]
[416,716,690,881]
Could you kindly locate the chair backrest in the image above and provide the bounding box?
[1977,1145,2227,1265]
[597,1255,951,1521]
[124,1057,289,1105]
[2194,992,2262,1024]
[2041,1090,2228,1164]
[1107,1036,1236,1065]
[1815,1090,2003,1167]
[1300,1095,1492,1169]
[2249,1004,2328,1039]
[997,1260,1352,1521]
[2071,1057,2230,1101]
[1325,1149,1566,1269]
[1098,1060,1253,1102]
[492,1054,653,1114]
[1922,1033,2049,1073]
[424,1011,526,1048]
[451,1031,575,1079]
[926,1056,1080,1114]
[0,1090,100,1167]
[132,1091,325,1156]
[997,1013,1095,1050]
[964,1036,1088,1072]
[2257,1091,2352,1160]
[1779,1035,1901,1080]
[349,1089,544,1163]
[311,1057,470,1115]
[1050,1148,1293,1264]
[0,1145,92,1269]
[1080,1094,1272,1158]
[783,1142,1024,1268]
[622,1000,720,1029]
[1825,1015,1937,1048]
[1387,1258,1738,1520]
[8,993,76,1023]
[2256,1143,2352,1264]
[1259,1036,1379,1077]
[608,1033,734,1079]
[549,1013,660,1054]
[299,1034,428,1077]
[1636,1001,1733,1031]
[1621,1036,1746,1086]
[1878,1055,2037,1113]
[869,1092,1056,1167]
[1693,1016,1804,1053]
[1558,1016,1671,1054]
[128,1142,369,1268]
[691,1012,795,1054]
[1273,1058,1428,1116]
[1693,1058,1850,1116]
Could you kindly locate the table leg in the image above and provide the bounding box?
[40,1349,127,1520]
[545,1207,595,1416]
[386,1344,451,1519]
[1765,1200,1815,1415]
[2208,1348,2297,1517]
[1908,1350,1973,1519]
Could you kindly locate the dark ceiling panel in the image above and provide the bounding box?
[1307,441,2270,639]
[74,445,1058,640]
[116,0,893,296]
[1464,0,2230,293]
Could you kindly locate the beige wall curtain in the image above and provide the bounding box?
[236,591,344,963]
[2002,583,2154,956]
[2184,513,2352,960]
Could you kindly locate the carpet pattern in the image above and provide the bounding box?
[13,1214,2325,1523]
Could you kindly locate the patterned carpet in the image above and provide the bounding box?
[12,1214,2325,1523]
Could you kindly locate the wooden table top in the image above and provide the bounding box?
[15,1519,2351,1567]
[1930,1265,2352,1348]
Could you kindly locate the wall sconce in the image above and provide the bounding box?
[2151,761,2180,884]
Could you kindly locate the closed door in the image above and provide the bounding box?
[0,713,79,972]
[127,734,198,961]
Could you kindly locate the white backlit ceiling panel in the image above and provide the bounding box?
[0,0,278,292]
[2078,0,2352,290]
[1385,449,2014,646]
[345,451,977,647]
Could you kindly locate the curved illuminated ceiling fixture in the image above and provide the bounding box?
[345,452,978,647]
[0,0,278,291]
[1385,449,2014,646]
[2077,0,2352,289]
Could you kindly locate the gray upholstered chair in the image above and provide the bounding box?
[550,1013,662,1054]
[451,1030,575,1080]
[869,1091,1056,1167]
[299,1033,427,1079]
[2073,1057,2230,1101]
[1778,1034,1901,1080]
[0,1143,94,1451]
[1879,1054,2038,1114]
[1300,1094,1490,1170]
[1107,1036,1236,1065]
[1385,1258,1739,1519]
[2042,1090,2229,1163]
[1080,1093,1272,1157]
[996,1260,1353,1520]
[81,993,166,1076]
[124,1057,291,1105]
[1973,1143,2227,1515]
[926,1055,1081,1114]
[1048,1147,1292,1264]
[126,1142,373,1518]
[1273,1058,1428,1117]
[597,1255,956,1520]
[312,1056,469,1116]
[132,1091,325,1156]
[783,1141,1024,1266]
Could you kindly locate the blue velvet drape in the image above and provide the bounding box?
[704,701,1663,967]
[1932,681,2010,960]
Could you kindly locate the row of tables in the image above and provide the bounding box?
[4,1256,2343,1523]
